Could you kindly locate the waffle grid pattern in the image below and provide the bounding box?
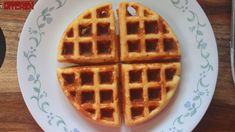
[57,65,120,126]
[122,63,180,125]
[119,2,180,62]
[57,2,181,127]
[58,4,117,63]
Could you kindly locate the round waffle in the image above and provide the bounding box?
[57,2,181,127]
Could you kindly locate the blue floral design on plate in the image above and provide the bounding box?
[23,0,216,131]
[162,0,215,131]
[24,0,79,131]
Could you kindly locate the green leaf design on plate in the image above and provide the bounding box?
[23,0,78,131]
[168,0,215,131]
[193,96,200,101]
[46,17,53,24]
[42,7,48,16]
[23,0,215,131]
[33,87,40,93]
[197,30,203,36]
[39,23,46,28]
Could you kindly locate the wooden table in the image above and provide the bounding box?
[0,0,234,131]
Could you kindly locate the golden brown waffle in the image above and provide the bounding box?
[57,65,121,127]
[57,2,182,127]
[118,2,181,62]
[121,63,180,126]
[57,3,118,64]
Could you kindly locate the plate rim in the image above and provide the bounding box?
[16,0,219,131]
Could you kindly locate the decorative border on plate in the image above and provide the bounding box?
[22,0,215,131]
[23,0,79,132]
[165,0,214,131]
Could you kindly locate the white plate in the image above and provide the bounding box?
[17,0,218,131]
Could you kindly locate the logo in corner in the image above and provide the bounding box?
[0,0,36,10]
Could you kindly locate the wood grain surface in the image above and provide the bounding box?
[0,0,234,131]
